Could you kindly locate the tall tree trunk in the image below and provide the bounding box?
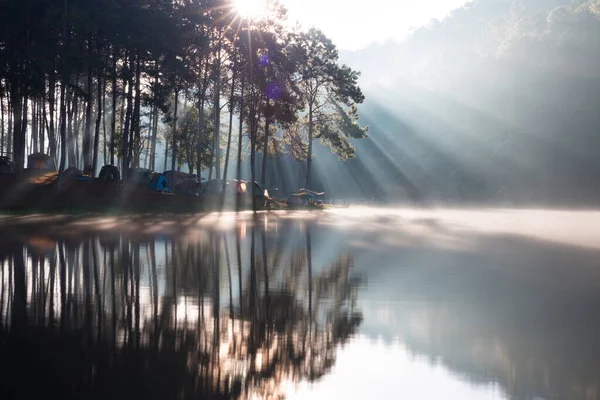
[170,89,179,172]
[36,98,41,152]
[195,58,210,175]
[261,45,272,186]
[223,69,236,181]
[213,30,223,180]
[118,75,125,167]
[179,92,188,173]
[145,106,152,170]
[48,72,57,159]
[22,96,28,160]
[60,0,69,166]
[249,99,259,210]
[67,89,75,167]
[208,137,215,181]
[261,105,269,185]
[71,87,80,167]
[12,91,26,170]
[150,58,159,171]
[236,74,244,181]
[122,55,133,176]
[92,69,102,176]
[130,54,141,168]
[32,98,38,153]
[163,137,169,172]
[102,66,108,166]
[196,96,205,175]
[75,104,80,167]
[110,49,117,166]
[305,103,313,189]
[40,86,45,153]
[151,102,158,171]
[27,123,32,156]
[83,41,93,170]
[1,95,5,155]
[7,95,12,157]
[59,82,67,171]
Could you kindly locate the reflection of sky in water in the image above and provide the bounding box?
[286,335,507,400]
[287,209,600,400]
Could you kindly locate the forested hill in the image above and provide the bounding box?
[336,0,600,206]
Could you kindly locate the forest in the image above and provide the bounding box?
[3,0,600,205]
[0,0,367,190]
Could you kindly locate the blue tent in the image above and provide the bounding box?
[149,173,170,192]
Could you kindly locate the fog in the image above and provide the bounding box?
[294,0,600,206]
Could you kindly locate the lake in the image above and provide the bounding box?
[1,208,600,400]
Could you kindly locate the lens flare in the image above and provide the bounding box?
[233,0,268,19]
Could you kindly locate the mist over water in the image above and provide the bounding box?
[1,208,600,399]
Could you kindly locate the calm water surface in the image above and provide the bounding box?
[1,208,600,400]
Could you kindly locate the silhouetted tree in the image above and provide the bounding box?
[292,28,368,189]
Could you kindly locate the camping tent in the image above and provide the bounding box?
[149,173,170,192]
[27,153,57,171]
[163,170,201,195]
[126,168,152,184]
[99,165,121,181]
[0,156,15,175]
[57,167,85,190]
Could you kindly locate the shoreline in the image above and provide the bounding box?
[0,173,328,214]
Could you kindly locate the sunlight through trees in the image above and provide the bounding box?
[0,0,366,189]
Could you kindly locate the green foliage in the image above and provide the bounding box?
[292,28,368,161]
[176,106,214,171]
[0,0,368,181]
[317,103,368,160]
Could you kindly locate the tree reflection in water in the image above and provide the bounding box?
[0,216,364,400]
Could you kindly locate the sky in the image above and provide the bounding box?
[280,0,470,50]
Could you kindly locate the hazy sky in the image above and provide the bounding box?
[281,0,469,50]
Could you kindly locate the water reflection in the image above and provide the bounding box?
[0,216,364,399]
[2,209,600,400]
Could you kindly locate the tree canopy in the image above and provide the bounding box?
[0,0,367,194]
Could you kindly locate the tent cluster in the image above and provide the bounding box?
[57,160,273,204]
[0,151,328,209]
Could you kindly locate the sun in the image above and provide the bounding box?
[233,0,269,19]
